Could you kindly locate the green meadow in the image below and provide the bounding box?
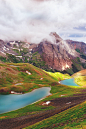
[25,101,86,129]
[75,76,86,86]
[0,63,86,129]
[0,63,72,95]
[72,70,86,87]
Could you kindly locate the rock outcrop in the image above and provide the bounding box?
[32,32,81,71]
[0,33,86,73]
[66,40,86,55]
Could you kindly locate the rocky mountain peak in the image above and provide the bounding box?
[48,32,78,57]
[0,33,85,73]
[31,32,83,71]
[50,32,62,43]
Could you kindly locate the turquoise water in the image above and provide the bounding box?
[60,78,79,86]
[0,87,50,114]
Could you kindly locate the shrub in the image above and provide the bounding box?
[0,87,10,94]
[11,86,23,92]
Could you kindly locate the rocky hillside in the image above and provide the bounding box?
[66,40,86,55]
[32,33,80,71]
[31,32,86,74]
[0,32,86,74]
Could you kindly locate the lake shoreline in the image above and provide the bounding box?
[60,78,79,86]
[0,92,86,129]
[0,87,51,115]
[28,87,51,105]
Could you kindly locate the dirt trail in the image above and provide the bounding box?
[0,93,86,129]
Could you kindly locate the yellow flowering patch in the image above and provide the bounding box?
[0,116,7,119]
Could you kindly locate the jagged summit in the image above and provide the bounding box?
[0,33,86,73]
[31,32,85,71]
[41,32,62,44]
[50,32,62,43]
[47,32,79,57]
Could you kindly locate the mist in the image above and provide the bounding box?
[0,0,86,43]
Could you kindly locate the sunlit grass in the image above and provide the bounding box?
[45,71,71,81]
[0,63,85,120]
[75,76,86,86]
[25,101,86,129]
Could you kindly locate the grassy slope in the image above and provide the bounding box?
[0,63,72,95]
[0,63,58,94]
[45,71,71,81]
[0,83,81,119]
[72,69,86,87]
[0,63,86,128]
[25,101,86,129]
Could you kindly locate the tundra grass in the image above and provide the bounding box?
[25,101,86,129]
[72,69,86,87]
[45,71,71,81]
[0,63,71,94]
[0,63,57,94]
[75,76,86,86]
[0,84,82,119]
[0,63,84,119]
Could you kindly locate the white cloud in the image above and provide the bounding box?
[0,0,86,43]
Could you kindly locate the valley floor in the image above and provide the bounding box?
[0,91,86,129]
[0,63,86,129]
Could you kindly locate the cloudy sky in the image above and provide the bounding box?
[0,0,86,43]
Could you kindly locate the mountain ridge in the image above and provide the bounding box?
[0,32,86,74]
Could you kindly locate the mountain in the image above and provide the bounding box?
[30,32,86,74]
[66,40,86,55]
[32,33,80,70]
[0,32,86,75]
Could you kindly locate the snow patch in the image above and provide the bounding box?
[26,71,32,75]
[11,91,22,94]
[40,78,43,80]
[42,101,51,105]
[66,102,71,104]
[61,95,65,97]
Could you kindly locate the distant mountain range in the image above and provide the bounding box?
[0,32,86,75]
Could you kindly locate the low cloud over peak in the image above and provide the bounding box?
[0,0,86,43]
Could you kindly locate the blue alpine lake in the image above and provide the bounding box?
[60,78,79,86]
[0,87,51,114]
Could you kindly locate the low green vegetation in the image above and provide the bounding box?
[0,83,81,119]
[72,58,82,72]
[25,101,86,129]
[13,49,20,55]
[0,63,71,95]
[0,56,10,62]
[82,63,86,69]
[29,52,48,69]
[0,63,56,94]
[46,71,71,81]
[80,54,86,60]
[75,48,80,53]
[62,57,85,75]
[75,76,86,86]
[6,54,23,63]
[72,70,86,87]
[0,63,86,129]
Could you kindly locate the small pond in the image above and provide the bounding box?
[60,78,79,86]
[0,87,51,114]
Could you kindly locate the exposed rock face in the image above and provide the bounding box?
[66,40,86,55]
[32,32,80,71]
[33,41,71,71]
[0,33,86,72]
[0,40,5,47]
